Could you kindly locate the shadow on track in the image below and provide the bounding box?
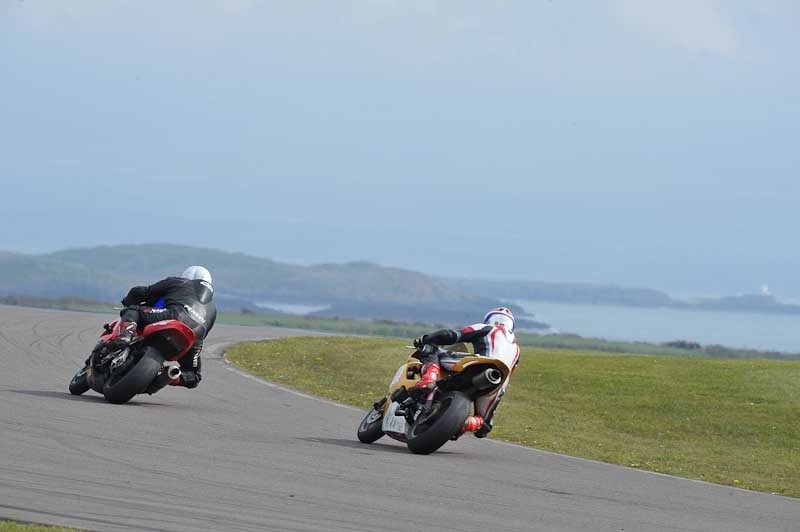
[296,436,462,455]
[6,389,169,406]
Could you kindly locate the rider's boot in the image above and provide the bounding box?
[474,418,493,438]
[463,415,484,433]
[451,415,484,441]
[107,321,137,351]
[414,363,440,391]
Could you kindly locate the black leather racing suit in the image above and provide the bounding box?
[120,277,217,388]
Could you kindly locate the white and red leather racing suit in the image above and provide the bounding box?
[419,323,520,431]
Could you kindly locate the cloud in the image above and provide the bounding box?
[613,0,738,56]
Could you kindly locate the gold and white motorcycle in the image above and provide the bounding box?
[357,345,510,454]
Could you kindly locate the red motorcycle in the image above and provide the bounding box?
[68,319,196,404]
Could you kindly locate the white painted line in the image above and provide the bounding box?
[222,355,361,412]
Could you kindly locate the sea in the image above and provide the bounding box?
[515,300,800,353]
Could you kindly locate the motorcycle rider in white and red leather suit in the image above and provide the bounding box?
[413,307,520,438]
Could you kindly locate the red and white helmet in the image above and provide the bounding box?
[483,307,515,332]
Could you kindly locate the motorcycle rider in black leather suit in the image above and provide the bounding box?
[109,266,217,389]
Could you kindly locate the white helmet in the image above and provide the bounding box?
[483,307,515,332]
[181,265,213,289]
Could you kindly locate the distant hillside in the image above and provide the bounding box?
[46,245,482,305]
[1,245,515,325]
[681,293,800,315]
[0,252,127,300]
[3,244,796,327]
[448,277,800,316]
[446,278,674,307]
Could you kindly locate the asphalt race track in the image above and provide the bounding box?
[1,306,798,532]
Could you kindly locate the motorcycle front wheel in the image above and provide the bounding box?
[68,367,90,396]
[406,391,470,455]
[357,404,386,443]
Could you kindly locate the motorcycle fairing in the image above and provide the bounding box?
[96,318,195,361]
[142,320,196,360]
[98,319,122,344]
[384,359,422,415]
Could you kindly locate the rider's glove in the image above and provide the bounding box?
[413,335,428,348]
[418,344,437,357]
[121,286,148,307]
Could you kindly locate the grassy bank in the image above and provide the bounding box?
[227,336,800,497]
[0,522,83,532]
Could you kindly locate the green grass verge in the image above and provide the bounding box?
[0,522,83,532]
[217,311,436,338]
[227,336,800,498]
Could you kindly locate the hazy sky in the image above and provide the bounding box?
[2,1,798,297]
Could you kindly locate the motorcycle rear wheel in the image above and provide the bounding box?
[103,347,163,404]
[68,367,90,396]
[357,405,385,443]
[406,391,470,455]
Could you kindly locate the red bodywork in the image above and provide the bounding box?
[99,319,196,361]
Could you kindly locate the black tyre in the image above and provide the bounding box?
[406,391,470,455]
[357,405,386,443]
[103,347,163,404]
[68,367,90,396]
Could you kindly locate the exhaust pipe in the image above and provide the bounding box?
[166,363,181,381]
[472,368,503,390]
[147,361,182,394]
